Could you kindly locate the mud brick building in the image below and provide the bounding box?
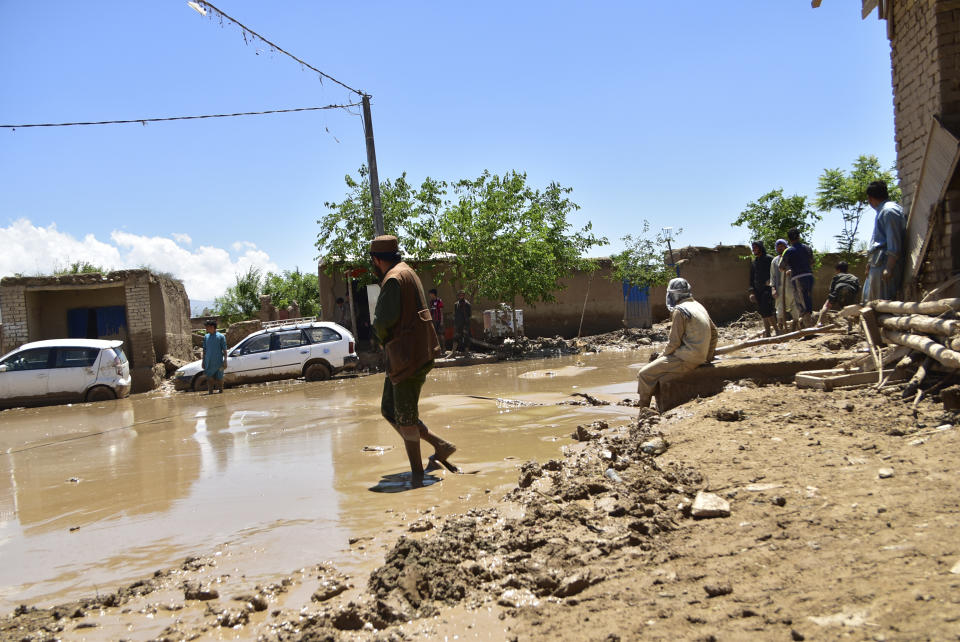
[0,270,191,392]
[848,0,960,294]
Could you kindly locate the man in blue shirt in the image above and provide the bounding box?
[202,319,228,394]
[863,180,906,303]
[779,228,815,328]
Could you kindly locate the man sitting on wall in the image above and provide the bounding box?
[636,278,718,412]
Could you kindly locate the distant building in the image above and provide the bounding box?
[0,270,191,392]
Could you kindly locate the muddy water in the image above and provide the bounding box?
[0,351,646,613]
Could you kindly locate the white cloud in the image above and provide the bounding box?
[0,219,280,301]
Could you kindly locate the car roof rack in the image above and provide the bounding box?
[262,316,318,330]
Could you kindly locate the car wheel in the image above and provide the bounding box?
[193,374,208,392]
[86,386,117,402]
[304,363,331,381]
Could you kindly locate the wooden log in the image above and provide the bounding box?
[838,304,863,319]
[880,329,960,369]
[877,314,960,336]
[902,356,935,399]
[870,298,960,316]
[715,324,840,356]
[860,308,883,347]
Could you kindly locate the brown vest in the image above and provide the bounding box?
[381,262,442,383]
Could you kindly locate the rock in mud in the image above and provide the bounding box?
[877,468,895,479]
[703,581,733,597]
[641,437,669,455]
[713,408,745,422]
[573,425,599,441]
[691,492,730,519]
[183,584,219,601]
[554,572,598,598]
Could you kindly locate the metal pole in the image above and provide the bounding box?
[362,95,384,237]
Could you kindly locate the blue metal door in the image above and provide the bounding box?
[623,282,652,329]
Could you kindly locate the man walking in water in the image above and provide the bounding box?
[636,278,718,412]
[370,235,458,485]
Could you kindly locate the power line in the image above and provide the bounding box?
[193,0,366,97]
[0,103,362,129]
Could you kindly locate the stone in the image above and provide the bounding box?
[691,492,730,519]
[877,468,895,479]
[641,437,669,455]
[703,582,733,597]
[714,408,745,422]
[941,385,960,411]
[950,559,960,575]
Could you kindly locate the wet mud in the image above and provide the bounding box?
[4,323,959,640]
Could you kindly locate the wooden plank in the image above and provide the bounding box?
[715,324,840,356]
[796,367,903,391]
[904,118,960,289]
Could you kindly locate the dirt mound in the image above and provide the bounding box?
[287,416,704,637]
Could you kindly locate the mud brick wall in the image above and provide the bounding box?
[890,0,960,289]
[150,279,192,361]
[0,285,28,355]
[124,274,157,392]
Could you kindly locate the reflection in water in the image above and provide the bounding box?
[0,351,644,612]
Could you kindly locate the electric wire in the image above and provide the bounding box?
[0,103,362,129]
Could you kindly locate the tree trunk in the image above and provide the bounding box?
[877,314,960,336]
[880,329,960,369]
[870,298,960,316]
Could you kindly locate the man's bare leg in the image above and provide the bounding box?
[396,423,424,484]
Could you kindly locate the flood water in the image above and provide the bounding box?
[0,351,646,613]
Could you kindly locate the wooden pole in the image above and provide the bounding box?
[880,329,960,369]
[877,313,960,336]
[870,298,960,316]
[362,95,384,237]
[715,323,840,356]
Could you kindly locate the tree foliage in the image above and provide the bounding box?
[434,171,605,309]
[609,221,680,289]
[315,166,446,284]
[262,268,320,318]
[213,267,262,324]
[815,155,900,261]
[315,167,606,311]
[732,189,820,251]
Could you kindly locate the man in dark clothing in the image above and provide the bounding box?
[779,228,815,328]
[819,261,861,323]
[453,289,472,354]
[748,241,775,337]
[428,288,444,341]
[370,235,457,484]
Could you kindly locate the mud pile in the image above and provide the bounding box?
[285,415,704,639]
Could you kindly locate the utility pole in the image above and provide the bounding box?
[362,95,384,236]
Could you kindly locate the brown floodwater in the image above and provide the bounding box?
[0,351,646,614]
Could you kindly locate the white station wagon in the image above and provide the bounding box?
[0,338,131,409]
[173,319,359,392]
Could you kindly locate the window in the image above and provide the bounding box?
[275,330,307,349]
[55,347,99,368]
[240,335,271,355]
[305,327,341,344]
[2,348,53,371]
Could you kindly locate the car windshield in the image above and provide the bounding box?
[2,348,53,371]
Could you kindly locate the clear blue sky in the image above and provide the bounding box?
[0,1,896,301]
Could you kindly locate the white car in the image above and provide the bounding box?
[173,319,359,392]
[0,339,131,409]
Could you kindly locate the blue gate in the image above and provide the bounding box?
[623,282,652,329]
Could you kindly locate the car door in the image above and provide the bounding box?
[224,334,273,384]
[48,347,100,401]
[271,330,310,378]
[0,348,53,404]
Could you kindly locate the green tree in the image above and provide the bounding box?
[610,221,679,289]
[262,268,320,318]
[315,166,447,283]
[815,155,900,261]
[434,171,606,325]
[213,266,263,324]
[732,189,820,251]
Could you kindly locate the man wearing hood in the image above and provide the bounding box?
[370,235,457,485]
[636,278,718,412]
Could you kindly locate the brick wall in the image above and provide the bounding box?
[890,0,960,291]
[124,274,156,392]
[0,285,27,354]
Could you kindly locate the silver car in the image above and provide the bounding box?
[173,320,359,392]
[0,339,131,409]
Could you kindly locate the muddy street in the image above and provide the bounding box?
[0,351,644,617]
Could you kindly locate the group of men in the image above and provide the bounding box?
[428,288,473,354]
[748,180,906,334]
[366,178,908,484]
